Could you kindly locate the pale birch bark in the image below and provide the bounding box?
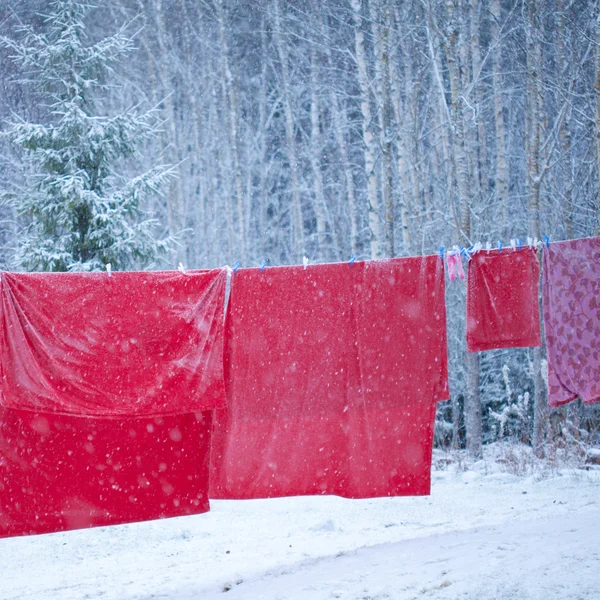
[309,46,331,258]
[392,3,417,251]
[557,0,574,238]
[351,0,382,259]
[216,0,246,263]
[526,0,548,458]
[256,19,270,259]
[490,0,510,227]
[179,0,205,266]
[439,0,482,457]
[273,0,304,261]
[318,4,359,254]
[425,3,454,215]
[153,0,186,265]
[595,8,600,231]
[373,0,395,258]
[468,0,486,210]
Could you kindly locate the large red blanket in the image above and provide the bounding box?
[0,269,226,538]
[210,257,448,499]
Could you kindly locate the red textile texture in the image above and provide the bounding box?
[0,269,227,416]
[543,238,600,407]
[0,408,212,538]
[210,257,449,500]
[0,269,226,538]
[466,248,541,352]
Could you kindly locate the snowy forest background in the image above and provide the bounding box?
[0,0,599,457]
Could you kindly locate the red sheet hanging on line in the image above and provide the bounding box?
[0,269,226,538]
[466,248,541,352]
[0,269,227,416]
[210,256,449,500]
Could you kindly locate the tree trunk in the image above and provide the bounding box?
[468,0,486,216]
[526,0,547,457]
[595,7,600,230]
[216,0,246,264]
[154,0,185,265]
[273,0,304,262]
[309,45,332,260]
[375,0,395,258]
[318,5,359,255]
[440,0,481,457]
[490,0,510,231]
[465,352,482,457]
[351,0,381,259]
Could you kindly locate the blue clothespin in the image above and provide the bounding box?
[349,254,356,266]
[233,261,240,273]
[439,246,445,259]
[517,238,522,251]
[544,235,550,248]
[498,241,503,253]
[260,261,267,272]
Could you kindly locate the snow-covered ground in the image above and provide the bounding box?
[1,445,599,600]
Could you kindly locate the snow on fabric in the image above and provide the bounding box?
[466,248,541,353]
[210,256,449,500]
[543,237,600,407]
[0,269,227,416]
[0,269,226,538]
[0,407,212,538]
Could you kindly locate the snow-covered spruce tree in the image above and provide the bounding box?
[1,0,174,272]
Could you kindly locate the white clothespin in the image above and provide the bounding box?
[472,242,482,254]
[510,239,516,251]
[486,242,492,253]
[106,263,112,277]
[303,256,309,270]
[178,262,186,274]
[533,237,539,249]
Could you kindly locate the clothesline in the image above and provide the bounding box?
[211,235,555,275]
[1,237,599,540]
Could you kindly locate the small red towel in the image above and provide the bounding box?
[466,248,541,352]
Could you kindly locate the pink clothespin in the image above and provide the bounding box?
[446,253,465,281]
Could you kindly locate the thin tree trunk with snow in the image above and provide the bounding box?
[309,46,331,259]
[351,0,381,259]
[526,0,548,458]
[375,0,395,258]
[595,8,600,230]
[273,0,304,261]
[216,0,246,264]
[490,0,510,228]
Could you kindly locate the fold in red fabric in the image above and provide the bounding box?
[0,269,227,417]
[0,269,226,538]
[543,238,600,407]
[466,248,541,352]
[0,408,212,538]
[210,256,449,500]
